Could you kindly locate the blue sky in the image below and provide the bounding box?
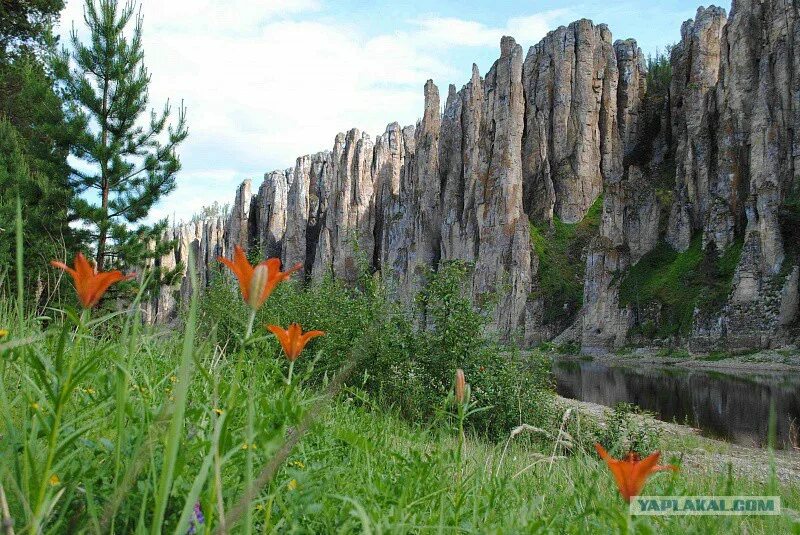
[57,0,711,223]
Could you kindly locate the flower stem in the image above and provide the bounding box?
[32,308,87,530]
[287,360,295,386]
[244,309,256,341]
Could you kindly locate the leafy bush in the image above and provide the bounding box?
[597,402,662,458]
[198,260,554,440]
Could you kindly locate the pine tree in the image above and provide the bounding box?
[0,1,80,303]
[54,0,188,273]
[0,118,74,300]
[0,0,65,57]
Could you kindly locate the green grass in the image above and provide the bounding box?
[531,196,603,326]
[619,236,743,337]
[1,197,798,533]
[1,299,799,533]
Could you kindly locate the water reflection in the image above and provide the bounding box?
[551,358,800,448]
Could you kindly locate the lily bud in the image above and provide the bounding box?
[246,264,269,310]
[455,368,466,404]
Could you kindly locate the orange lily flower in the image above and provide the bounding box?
[266,323,325,362]
[217,245,301,310]
[595,443,678,502]
[51,252,134,308]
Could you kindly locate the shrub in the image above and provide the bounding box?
[198,260,555,440]
[597,402,662,458]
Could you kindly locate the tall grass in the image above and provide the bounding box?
[1,298,799,532]
[0,215,798,533]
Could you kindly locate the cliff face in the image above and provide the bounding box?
[146,0,800,352]
[522,20,621,224]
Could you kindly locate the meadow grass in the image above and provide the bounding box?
[1,204,799,533]
[1,291,799,534]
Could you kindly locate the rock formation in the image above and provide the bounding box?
[522,20,620,224]
[149,0,799,353]
[667,6,728,252]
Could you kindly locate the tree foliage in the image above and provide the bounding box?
[0,1,79,302]
[53,0,188,277]
[0,0,65,56]
[0,118,73,300]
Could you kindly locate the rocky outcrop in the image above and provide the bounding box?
[614,39,647,156]
[376,124,416,298]
[581,39,654,354]
[522,20,620,224]
[666,6,728,252]
[397,81,442,300]
[224,179,253,257]
[472,37,536,341]
[255,169,292,259]
[282,152,331,279]
[314,129,377,282]
[439,68,481,265]
[585,1,799,353]
[149,1,798,352]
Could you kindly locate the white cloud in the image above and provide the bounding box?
[411,10,568,49]
[57,1,565,224]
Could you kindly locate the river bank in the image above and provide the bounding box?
[557,396,800,485]
[573,347,800,374]
[547,351,800,450]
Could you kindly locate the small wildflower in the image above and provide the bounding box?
[187,501,205,534]
[255,503,265,511]
[289,460,305,469]
[241,443,249,450]
[594,443,678,502]
[217,245,301,311]
[170,375,177,383]
[287,479,298,491]
[49,474,60,486]
[0,329,8,338]
[85,387,96,395]
[31,402,40,411]
[213,408,224,416]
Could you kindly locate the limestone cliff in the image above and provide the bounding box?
[148,0,799,352]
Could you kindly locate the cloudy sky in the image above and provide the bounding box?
[57,0,705,224]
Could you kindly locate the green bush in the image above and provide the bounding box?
[198,260,555,440]
[597,402,662,458]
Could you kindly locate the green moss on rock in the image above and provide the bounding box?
[531,196,603,326]
[619,235,743,337]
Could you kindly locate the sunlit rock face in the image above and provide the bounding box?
[149,1,799,352]
[522,19,621,225]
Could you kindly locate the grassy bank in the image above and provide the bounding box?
[1,295,799,534]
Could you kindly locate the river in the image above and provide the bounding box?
[551,357,800,449]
